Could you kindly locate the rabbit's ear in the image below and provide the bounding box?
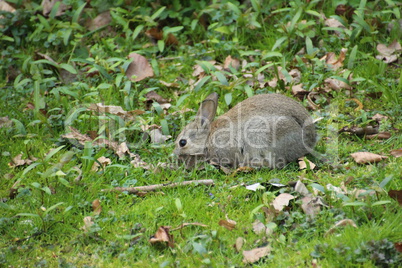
[196,93,218,127]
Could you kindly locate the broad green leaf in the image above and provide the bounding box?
[343,201,367,207]
[348,45,358,69]
[132,24,144,41]
[214,26,231,34]
[60,63,77,74]
[224,93,232,106]
[151,6,166,20]
[44,202,65,215]
[175,198,183,212]
[262,52,282,59]
[379,176,394,188]
[157,39,164,53]
[214,71,228,86]
[16,213,40,217]
[194,76,211,92]
[272,36,287,51]
[72,2,86,23]
[371,200,391,207]
[44,145,65,162]
[160,119,169,136]
[11,119,26,135]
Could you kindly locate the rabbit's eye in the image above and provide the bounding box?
[179,139,187,147]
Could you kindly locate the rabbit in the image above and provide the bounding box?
[174,92,317,169]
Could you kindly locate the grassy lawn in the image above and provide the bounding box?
[1,0,401,267]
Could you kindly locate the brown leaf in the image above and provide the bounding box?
[325,219,357,236]
[335,4,355,20]
[86,11,111,31]
[149,226,174,248]
[159,80,180,88]
[126,53,154,82]
[272,193,295,211]
[223,55,240,71]
[192,60,217,77]
[294,180,310,196]
[91,156,111,171]
[41,0,69,16]
[298,157,316,170]
[390,149,402,158]
[350,152,388,164]
[252,220,266,235]
[0,1,16,13]
[145,90,169,104]
[149,129,171,144]
[372,113,388,122]
[388,190,402,206]
[145,28,178,46]
[376,40,402,63]
[366,132,391,140]
[234,237,245,252]
[324,77,352,91]
[321,48,347,70]
[395,242,402,253]
[301,196,326,217]
[242,245,271,264]
[92,199,102,215]
[339,125,379,136]
[218,218,237,231]
[291,83,309,98]
[8,154,37,168]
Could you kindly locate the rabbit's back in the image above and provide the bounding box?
[206,94,316,168]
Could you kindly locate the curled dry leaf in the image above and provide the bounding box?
[92,199,102,215]
[91,156,111,171]
[339,125,378,136]
[350,152,388,164]
[8,154,37,168]
[291,83,309,98]
[149,226,174,248]
[376,40,402,64]
[298,157,316,170]
[388,190,402,206]
[234,237,245,252]
[0,1,16,13]
[145,28,178,47]
[325,219,357,236]
[126,53,154,82]
[395,242,402,253]
[390,149,402,158]
[218,217,237,231]
[320,48,347,70]
[86,11,111,31]
[272,193,295,212]
[246,183,265,192]
[242,245,271,264]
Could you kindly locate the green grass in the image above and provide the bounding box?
[1,0,402,267]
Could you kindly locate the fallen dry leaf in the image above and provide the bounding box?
[290,83,309,98]
[365,132,391,140]
[242,245,271,264]
[81,216,94,233]
[126,53,154,82]
[145,28,178,47]
[223,55,240,71]
[41,0,69,16]
[320,48,347,70]
[350,152,388,164]
[159,80,180,88]
[149,226,174,248]
[86,11,111,31]
[372,113,388,122]
[92,199,102,215]
[88,103,126,116]
[301,196,326,217]
[8,154,37,168]
[324,77,352,91]
[149,128,171,144]
[272,193,295,211]
[192,60,217,77]
[388,190,402,206]
[298,157,316,170]
[0,1,16,13]
[339,125,378,136]
[252,220,266,235]
[376,40,402,64]
[390,149,402,158]
[246,183,265,192]
[294,180,310,196]
[91,156,111,171]
[325,219,357,236]
[234,237,245,252]
[218,218,237,231]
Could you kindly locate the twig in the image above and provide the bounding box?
[101,179,214,194]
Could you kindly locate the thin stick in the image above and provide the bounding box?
[101,179,214,194]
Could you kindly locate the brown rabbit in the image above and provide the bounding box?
[174,93,316,169]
